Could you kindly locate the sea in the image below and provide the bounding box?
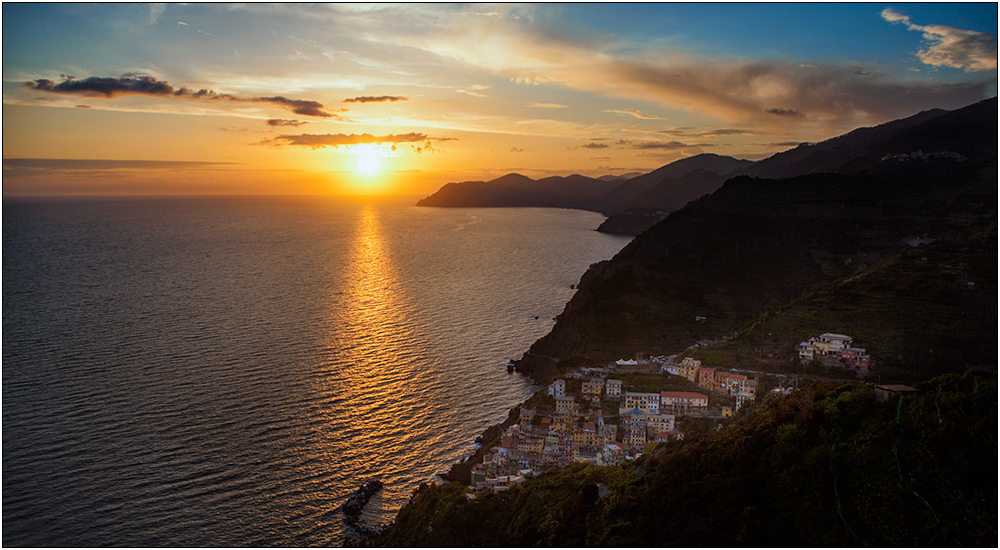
[2,195,631,546]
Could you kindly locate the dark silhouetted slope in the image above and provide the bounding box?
[384,372,997,547]
[748,97,996,178]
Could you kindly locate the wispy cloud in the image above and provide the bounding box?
[24,75,339,118]
[509,146,525,153]
[604,108,662,120]
[657,127,768,138]
[882,9,997,72]
[527,102,567,108]
[405,8,991,130]
[3,158,240,177]
[616,139,713,150]
[342,95,409,103]
[457,84,491,97]
[266,132,441,148]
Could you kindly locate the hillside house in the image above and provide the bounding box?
[605,379,623,400]
[643,413,676,437]
[735,391,755,410]
[660,391,709,414]
[814,333,852,355]
[547,379,566,397]
[875,384,919,404]
[620,392,661,415]
[798,340,816,360]
[698,367,717,391]
[581,380,604,402]
[555,395,579,414]
[678,357,702,382]
[841,347,871,373]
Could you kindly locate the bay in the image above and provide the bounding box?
[2,195,630,546]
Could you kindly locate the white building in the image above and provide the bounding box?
[547,379,566,398]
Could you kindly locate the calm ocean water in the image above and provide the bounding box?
[2,196,630,546]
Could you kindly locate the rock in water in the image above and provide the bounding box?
[341,479,383,523]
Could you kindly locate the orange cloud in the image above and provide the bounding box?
[266,132,443,148]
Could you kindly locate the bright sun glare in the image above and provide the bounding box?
[358,154,379,174]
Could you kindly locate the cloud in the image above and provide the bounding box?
[3,158,240,176]
[527,102,568,108]
[409,10,990,130]
[657,127,768,138]
[148,3,166,24]
[765,107,803,118]
[24,75,339,118]
[457,84,492,97]
[342,95,410,103]
[616,139,713,150]
[267,132,438,148]
[604,108,662,120]
[882,9,997,72]
[510,147,525,153]
[267,119,309,127]
[579,142,609,149]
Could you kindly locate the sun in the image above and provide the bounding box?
[357,154,379,174]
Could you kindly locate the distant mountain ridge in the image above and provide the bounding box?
[417,98,996,235]
[416,153,755,233]
[415,173,618,211]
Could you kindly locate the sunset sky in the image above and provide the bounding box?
[3,3,997,196]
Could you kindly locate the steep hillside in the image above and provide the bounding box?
[596,168,739,235]
[748,98,996,179]
[514,164,996,383]
[599,153,754,215]
[683,225,997,384]
[383,372,997,547]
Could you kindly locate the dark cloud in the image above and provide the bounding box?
[76,105,92,109]
[342,95,410,103]
[765,107,804,118]
[267,119,308,127]
[607,58,991,129]
[581,142,609,149]
[510,147,525,153]
[24,75,338,118]
[267,132,433,148]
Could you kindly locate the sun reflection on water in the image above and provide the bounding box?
[321,205,426,487]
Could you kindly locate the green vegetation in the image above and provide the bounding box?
[384,371,997,546]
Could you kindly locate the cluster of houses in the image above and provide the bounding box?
[663,357,759,410]
[470,359,761,497]
[797,333,870,374]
